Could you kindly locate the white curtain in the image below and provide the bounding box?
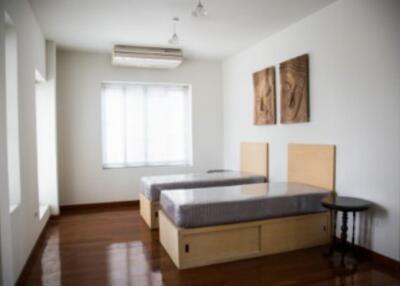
[101,82,192,168]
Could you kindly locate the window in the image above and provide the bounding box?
[4,12,21,211]
[101,82,192,168]
[35,69,57,218]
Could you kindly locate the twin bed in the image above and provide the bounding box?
[140,143,336,269]
[160,183,330,229]
[140,142,269,229]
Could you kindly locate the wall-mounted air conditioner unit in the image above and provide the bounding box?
[112,45,183,69]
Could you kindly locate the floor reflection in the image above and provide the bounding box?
[107,241,162,285]
[39,229,61,286]
[23,207,400,286]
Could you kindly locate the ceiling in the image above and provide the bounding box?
[29,0,335,60]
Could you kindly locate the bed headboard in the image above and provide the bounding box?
[240,142,269,177]
[288,144,336,191]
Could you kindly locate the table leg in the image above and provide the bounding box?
[340,211,349,266]
[333,210,337,246]
[325,210,337,257]
[351,211,358,262]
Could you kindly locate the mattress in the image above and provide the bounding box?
[140,171,267,201]
[160,182,330,228]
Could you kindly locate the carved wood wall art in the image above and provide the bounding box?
[253,66,276,125]
[280,54,309,123]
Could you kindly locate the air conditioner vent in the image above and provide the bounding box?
[112,45,183,69]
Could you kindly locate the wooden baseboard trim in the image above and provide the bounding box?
[60,200,139,214]
[355,244,400,276]
[334,237,400,276]
[16,217,52,286]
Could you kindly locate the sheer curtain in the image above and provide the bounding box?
[101,82,192,168]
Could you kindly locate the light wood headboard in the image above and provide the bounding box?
[288,144,336,191]
[240,142,269,177]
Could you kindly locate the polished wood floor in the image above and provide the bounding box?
[22,206,400,286]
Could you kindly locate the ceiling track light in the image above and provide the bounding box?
[168,17,180,45]
[192,0,208,17]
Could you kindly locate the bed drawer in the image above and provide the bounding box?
[261,212,330,254]
[160,211,331,269]
[181,226,261,267]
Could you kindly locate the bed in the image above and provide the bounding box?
[159,144,336,269]
[140,142,269,229]
[161,182,330,228]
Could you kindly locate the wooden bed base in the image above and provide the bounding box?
[140,142,269,229]
[139,193,160,229]
[159,143,336,269]
[160,210,331,269]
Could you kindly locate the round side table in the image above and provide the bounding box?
[321,194,372,266]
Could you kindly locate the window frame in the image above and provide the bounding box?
[5,11,22,212]
[100,81,193,169]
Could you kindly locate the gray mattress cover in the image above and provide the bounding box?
[160,182,330,228]
[140,171,267,201]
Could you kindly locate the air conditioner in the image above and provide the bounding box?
[112,45,183,69]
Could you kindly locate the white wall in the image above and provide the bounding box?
[57,50,223,205]
[0,3,14,285]
[35,41,60,215]
[222,0,400,260]
[1,0,51,284]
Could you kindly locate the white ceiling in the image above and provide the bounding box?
[29,0,335,60]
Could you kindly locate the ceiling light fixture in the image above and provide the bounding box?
[168,17,180,45]
[192,0,208,17]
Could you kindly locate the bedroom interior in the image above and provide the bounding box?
[0,0,399,285]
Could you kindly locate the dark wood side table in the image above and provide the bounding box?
[321,194,372,266]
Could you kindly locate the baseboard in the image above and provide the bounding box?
[16,217,52,286]
[333,237,400,276]
[330,237,400,277]
[355,244,400,275]
[60,200,139,214]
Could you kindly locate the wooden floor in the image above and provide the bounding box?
[22,205,400,286]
